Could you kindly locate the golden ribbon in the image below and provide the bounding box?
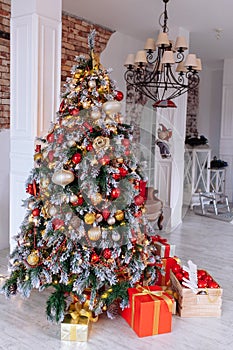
[205,288,222,304]
[131,285,173,335]
[69,300,99,323]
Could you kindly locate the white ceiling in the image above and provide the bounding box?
[62,0,233,68]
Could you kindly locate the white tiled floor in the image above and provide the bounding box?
[0,209,233,350]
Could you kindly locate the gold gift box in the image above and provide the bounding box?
[61,315,89,342]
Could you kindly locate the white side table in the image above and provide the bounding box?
[210,168,226,194]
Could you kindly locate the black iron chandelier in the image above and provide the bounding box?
[124,0,201,108]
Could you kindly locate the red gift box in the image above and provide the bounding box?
[152,235,176,258]
[156,257,181,286]
[121,285,173,337]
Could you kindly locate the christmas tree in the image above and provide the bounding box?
[2,31,160,323]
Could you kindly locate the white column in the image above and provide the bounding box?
[154,27,188,231]
[10,0,62,249]
[219,59,233,202]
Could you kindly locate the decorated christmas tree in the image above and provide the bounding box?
[2,31,160,323]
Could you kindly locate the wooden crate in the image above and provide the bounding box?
[170,271,222,317]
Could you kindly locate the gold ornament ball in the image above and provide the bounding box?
[27,251,39,266]
[88,226,102,241]
[84,213,96,225]
[115,210,124,221]
[52,169,74,187]
[34,153,42,162]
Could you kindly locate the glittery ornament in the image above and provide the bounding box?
[90,109,101,120]
[88,226,101,241]
[91,193,102,205]
[27,251,39,266]
[93,136,110,153]
[91,252,100,263]
[103,248,112,259]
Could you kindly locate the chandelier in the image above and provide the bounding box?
[124,0,202,108]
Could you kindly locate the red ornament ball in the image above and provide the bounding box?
[134,194,144,206]
[86,143,94,152]
[111,188,121,199]
[32,208,40,217]
[70,108,79,116]
[122,138,130,147]
[124,149,131,156]
[99,155,111,165]
[52,218,65,231]
[72,153,82,164]
[116,90,124,101]
[47,133,54,143]
[71,196,84,206]
[112,173,121,180]
[119,167,128,177]
[103,248,112,260]
[57,134,64,144]
[48,150,54,162]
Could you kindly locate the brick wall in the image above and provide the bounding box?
[61,12,113,91]
[0,1,113,129]
[0,0,10,129]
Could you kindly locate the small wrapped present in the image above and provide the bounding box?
[61,315,89,342]
[121,285,174,337]
[152,235,175,258]
[61,300,98,342]
[156,256,181,286]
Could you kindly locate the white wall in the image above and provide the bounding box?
[198,64,223,158]
[0,130,10,249]
[100,31,145,112]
